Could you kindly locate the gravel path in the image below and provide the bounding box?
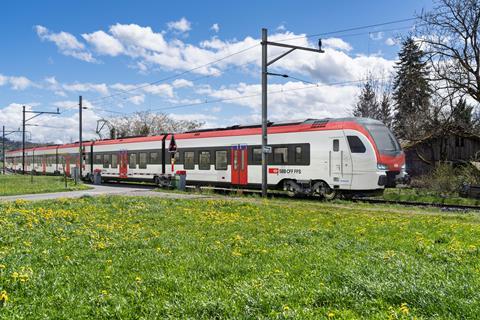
[0,183,211,202]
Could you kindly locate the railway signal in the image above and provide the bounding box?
[260,28,324,197]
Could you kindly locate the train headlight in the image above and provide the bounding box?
[377,163,388,170]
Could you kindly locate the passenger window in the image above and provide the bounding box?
[103,154,110,168]
[295,146,302,163]
[150,152,159,164]
[253,148,262,162]
[215,150,228,170]
[274,147,288,164]
[139,152,148,169]
[347,136,366,153]
[95,154,102,164]
[333,139,339,152]
[184,151,195,170]
[199,151,211,170]
[111,154,118,168]
[129,153,137,169]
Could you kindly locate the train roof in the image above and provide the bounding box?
[6,117,385,155]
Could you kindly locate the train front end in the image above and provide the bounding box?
[359,119,407,187]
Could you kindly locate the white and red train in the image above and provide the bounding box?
[5,118,407,197]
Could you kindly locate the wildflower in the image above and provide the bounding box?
[328,311,335,318]
[400,303,409,315]
[135,276,142,282]
[100,290,108,295]
[11,272,19,280]
[0,264,5,269]
[283,305,290,311]
[0,290,8,304]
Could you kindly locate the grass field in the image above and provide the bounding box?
[0,175,90,196]
[382,187,480,206]
[1,196,479,319]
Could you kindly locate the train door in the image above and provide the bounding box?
[42,156,46,175]
[65,156,71,176]
[231,145,248,185]
[329,138,352,186]
[119,151,128,179]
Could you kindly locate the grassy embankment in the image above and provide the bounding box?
[1,196,479,319]
[0,174,90,196]
[382,187,480,206]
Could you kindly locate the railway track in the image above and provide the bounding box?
[99,181,480,212]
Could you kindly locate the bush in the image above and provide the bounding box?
[411,162,480,194]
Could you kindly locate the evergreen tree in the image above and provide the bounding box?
[353,79,379,119]
[378,91,393,128]
[450,98,473,132]
[392,37,432,140]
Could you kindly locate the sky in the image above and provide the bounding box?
[0,0,434,143]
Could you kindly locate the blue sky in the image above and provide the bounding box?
[0,0,433,143]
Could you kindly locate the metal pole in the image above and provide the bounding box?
[2,126,5,175]
[261,28,268,197]
[22,106,25,174]
[79,95,83,181]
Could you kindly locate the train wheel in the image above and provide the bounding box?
[314,181,336,200]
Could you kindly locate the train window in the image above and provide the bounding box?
[253,148,262,162]
[139,152,148,169]
[199,151,211,170]
[111,154,118,168]
[215,150,228,170]
[129,153,137,169]
[184,151,195,169]
[295,146,303,163]
[150,152,159,164]
[333,139,339,152]
[347,136,366,153]
[103,154,110,168]
[95,154,102,165]
[274,147,288,164]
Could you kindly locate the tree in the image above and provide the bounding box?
[378,91,393,128]
[352,78,380,119]
[450,98,474,132]
[392,37,432,141]
[105,111,204,139]
[417,0,480,103]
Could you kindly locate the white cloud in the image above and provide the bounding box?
[277,24,286,32]
[385,37,397,46]
[172,79,193,88]
[9,77,33,90]
[62,82,109,95]
[82,30,124,56]
[128,95,145,105]
[0,74,34,90]
[201,81,360,122]
[143,84,174,97]
[167,17,191,33]
[322,38,352,51]
[35,25,96,63]
[210,23,220,33]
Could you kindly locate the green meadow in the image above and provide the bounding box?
[0,174,90,196]
[0,196,479,319]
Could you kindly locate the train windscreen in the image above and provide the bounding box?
[365,124,401,154]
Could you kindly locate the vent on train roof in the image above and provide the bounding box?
[311,119,329,128]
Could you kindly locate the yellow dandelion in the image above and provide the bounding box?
[0,264,5,269]
[0,290,8,303]
[100,290,108,295]
[328,311,335,318]
[400,302,409,315]
[135,276,142,282]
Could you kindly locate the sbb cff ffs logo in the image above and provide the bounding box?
[269,168,302,175]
